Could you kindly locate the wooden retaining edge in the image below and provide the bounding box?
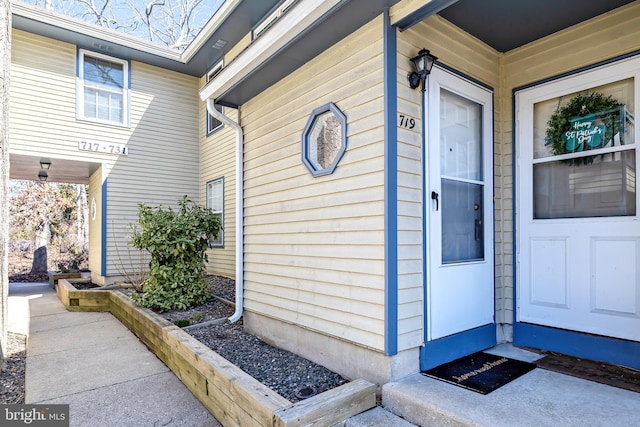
[55,280,376,426]
[55,279,110,312]
[49,272,83,289]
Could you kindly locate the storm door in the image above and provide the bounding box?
[421,67,495,370]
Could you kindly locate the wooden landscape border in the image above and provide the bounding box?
[55,279,376,426]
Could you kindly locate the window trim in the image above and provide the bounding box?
[77,49,130,127]
[301,102,348,177]
[206,60,224,135]
[206,177,224,248]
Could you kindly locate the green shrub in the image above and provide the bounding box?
[129,196,222,312]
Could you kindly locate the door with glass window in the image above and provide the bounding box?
[421,68,495,370]
[516,59,640,342]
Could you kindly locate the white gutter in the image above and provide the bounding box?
[206,99,244,323]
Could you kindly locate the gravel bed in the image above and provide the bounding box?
[189,320,348,402]
[0,332,27,404]
[162,275,349,402]
[1,275,348,406]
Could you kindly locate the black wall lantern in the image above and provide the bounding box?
[408,48,437,92]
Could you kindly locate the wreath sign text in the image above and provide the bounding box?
[545,92,627,158]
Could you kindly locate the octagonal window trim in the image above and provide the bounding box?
[302,102,347,177]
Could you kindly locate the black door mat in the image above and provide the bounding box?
[535,352,640,393]
[422,351,536,394]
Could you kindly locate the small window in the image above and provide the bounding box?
[206,61,224,134]
[252,0,298,39]
[302,102,347,176]
[78,49,128,126]
[206,177,224,247]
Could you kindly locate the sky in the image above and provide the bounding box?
[21,0,224,50]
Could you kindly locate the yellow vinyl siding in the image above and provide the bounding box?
[11,30,200,282]
[88,169,103,277]
[201,95,237,279]
[106,61,200,277]
[241,17,387,351]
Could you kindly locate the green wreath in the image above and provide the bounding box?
[545,92,627,157]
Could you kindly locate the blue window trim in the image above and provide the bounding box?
[301,102,348,177]
[76,47,131,128]
[206,176,225,248]
[511,50,640,367]
[383,7,398,356]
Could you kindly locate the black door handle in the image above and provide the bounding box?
[431,191,439,211]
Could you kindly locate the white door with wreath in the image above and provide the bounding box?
[516,56,640,342]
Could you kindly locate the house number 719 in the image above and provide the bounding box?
[399,114,416,129]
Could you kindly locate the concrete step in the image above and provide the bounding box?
[381,345,640,427]
[339,407,417,427]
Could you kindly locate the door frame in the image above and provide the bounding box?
[512,53,640,370]
[420,64,497,370]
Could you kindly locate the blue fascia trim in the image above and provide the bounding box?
[101,178,107,277]
[383,8,399,356]
[514,323,640,370]
[395,0,459,31]
[420,324,496,370]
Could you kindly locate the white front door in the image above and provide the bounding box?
[426,67,495,341]
[516,57,640,342]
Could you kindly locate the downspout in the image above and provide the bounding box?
[206,98,243,323]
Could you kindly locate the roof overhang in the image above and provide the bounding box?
[13,0,637,106]
[11,0,281,77]
[199,0,403,107]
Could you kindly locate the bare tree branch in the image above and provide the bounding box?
[22,0,221,51]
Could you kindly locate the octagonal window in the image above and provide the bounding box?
[302,103,347,176]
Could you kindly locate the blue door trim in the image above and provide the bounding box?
[514,323,640,370]
[383,7,399,356]
[420,324,495,370]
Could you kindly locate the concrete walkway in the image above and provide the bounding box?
[11,281,639,427]
[10,281,221,427]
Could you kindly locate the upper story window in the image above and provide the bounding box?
[252,0,298,39]
[206,60,224,135]
[78,49,129,126]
